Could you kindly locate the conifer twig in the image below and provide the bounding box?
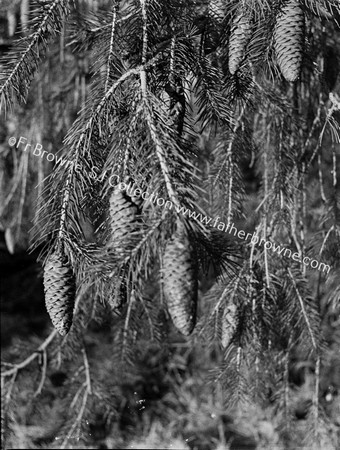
[140,0,148,96]
[82,348,92,395]
[144,104,182,210]
[105,2,118,92]
[317,152,327,203]
[213,104,246,187]
[60,350,92,448]
[263,136,270,288]
[2,372,17,407]
[284,335,292,432]
[121,291,136,363]
[319,225,334,257]
[313,354,320,440]
[1,329,58,378]
[60,383,90,448]
[34,349,48,397]
[288,268,317,350]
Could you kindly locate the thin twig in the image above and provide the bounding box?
[34,349,48,397]
[1,329,58,378]
[288,268,317,350]
[105,3,118,93]
[213,105,246,187]
[313,354,320,441]
[3,372,17,408]
[60,385,90,449]
[121,291,135,363]
[140,0,148,96]
[89,12,135,32]
[318,152,327,203]
[70,381,86,409]
[145,104,182,210]
[319,225,334,257]
[263,137,270,288]
[82,348,92,395]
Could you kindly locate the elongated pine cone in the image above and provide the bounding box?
[228,9,252,74]
[274,0,305,82]
[43,251,76,336]
[109,185,141,254]
[162,227,198,335]
[221,303,237,349]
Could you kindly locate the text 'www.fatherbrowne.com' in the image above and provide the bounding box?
[112,179,331,275]
[11,135,331,274]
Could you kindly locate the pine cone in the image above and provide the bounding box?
[209,0,224,23]
[109,185,141,254]
[43,251,76,336]
[221,303,237,348]
[162,227,197,335]
[274,0,305,82]
[228,10,252,75]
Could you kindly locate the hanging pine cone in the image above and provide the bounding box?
[43,251,76,336]
[228,9,252,74]
[109,184,142,254]
[162,226,198,336]
[221,302,237,349]
[274,0,305,82]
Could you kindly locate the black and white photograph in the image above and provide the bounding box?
[0,1,339,449]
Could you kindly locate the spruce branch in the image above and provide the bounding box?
[54,64,153,243]
[287,96,340,188]
[0,0,71,112]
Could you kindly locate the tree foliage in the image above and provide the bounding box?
[1,0,339,448]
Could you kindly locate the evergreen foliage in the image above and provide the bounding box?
[1,0,339,448]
